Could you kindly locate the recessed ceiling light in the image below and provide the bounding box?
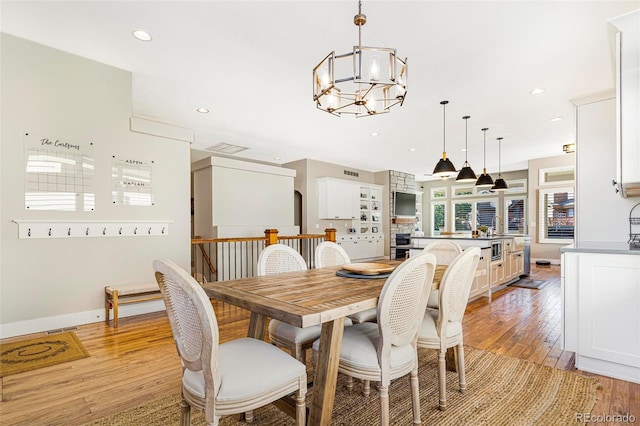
[132,30,152,42]
[196,108,209,113]
[460,148,467,152]
[408,148,416,152]
[529,88,545,95]
[550,116,563,122]
[273,157,281,161]
[370,132,379,137]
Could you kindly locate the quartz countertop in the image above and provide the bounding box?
[412,234,526,241]
[560,241,640,255]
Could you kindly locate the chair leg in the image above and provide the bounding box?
[438,350,447,410]
[457,343,466,393]
[362,379,371,397]
[346,375,354,391]
[410,368,421,424]
[180,396,191,426]
[295,382,307,426]
[378,384,389,426]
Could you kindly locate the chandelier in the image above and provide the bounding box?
[312,0,408,117]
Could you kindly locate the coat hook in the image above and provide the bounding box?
[162,227,165,234]
[148,227,152,234]
[68,227,71,236]
[119,227,122,235]
[103,227,106,235]
[48,228,52,236]
[134,227,137,235]
[28,228,31,237]
[86,227,90,236]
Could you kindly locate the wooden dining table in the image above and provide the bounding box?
[201,262,445,426]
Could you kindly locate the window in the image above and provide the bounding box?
[452,185,475,198]
[430,187,447,199]
[476,200,497,229]
[431,202,446,235]
[539,166,575,186]
[453,201,473,231]
[506,178,527,194]
[539,187,574,243]
[505,196,526,234]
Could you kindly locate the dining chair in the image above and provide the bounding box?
[153,259,307,426]
[315,241,377,324]
[315,240,350,268]
[313,251,437,425]
[261,244,353,365]
[421,240,462,309]
[416,247,480,411]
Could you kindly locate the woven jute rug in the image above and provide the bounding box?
[0,331,89,377]
[86,346,599,425]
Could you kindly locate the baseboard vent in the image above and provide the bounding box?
[45,326,79,335]
[344,170,359,177]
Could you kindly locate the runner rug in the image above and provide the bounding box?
[86,346,599,425]
[0,331,89,377]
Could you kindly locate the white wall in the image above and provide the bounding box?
[573,91,638,243]
[0,34,191,337]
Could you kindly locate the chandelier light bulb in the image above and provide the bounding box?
[369,55,380,81]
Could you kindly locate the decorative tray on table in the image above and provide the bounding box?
[336,262,396,279]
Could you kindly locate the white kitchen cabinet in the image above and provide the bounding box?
[490,261,505,287]
[469,247,491,299]
[358,184,383,234]
[318,177,359,219]
[337,234,385,261]
[561,246,640,384]
[611,10,640,197]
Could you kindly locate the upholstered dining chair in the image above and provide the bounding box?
[153,259,307,426]
[315,241,377,325]
[417,247,480,411]
[313,252,437,426]
[315,240,350,268]
[421,240,463,309]
[261,244,353,365]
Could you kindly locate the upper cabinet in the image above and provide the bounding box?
[611,10,640,197]
[318,177,359,219]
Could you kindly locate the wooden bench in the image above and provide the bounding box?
[105,282,163,328]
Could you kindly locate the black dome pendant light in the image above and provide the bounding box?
[456,115,477,183]
[491,137,509,191]
[432,100,457,179]
[475,127,494,187]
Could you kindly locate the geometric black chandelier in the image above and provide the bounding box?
[312,0,408,117]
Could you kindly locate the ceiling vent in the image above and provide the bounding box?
[205,143,249,155]
[344,170,359,177]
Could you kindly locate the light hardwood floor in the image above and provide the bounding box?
[0,265,638,425]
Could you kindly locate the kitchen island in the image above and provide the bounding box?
[409,235,528,300]
[560,242,640,384]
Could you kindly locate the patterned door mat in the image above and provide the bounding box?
[0,331,89,377]
[509,279,549,290]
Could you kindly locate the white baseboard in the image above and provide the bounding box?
[0,300,166,339]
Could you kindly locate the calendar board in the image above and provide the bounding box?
[24,133,95,211]
[111,157,154,206]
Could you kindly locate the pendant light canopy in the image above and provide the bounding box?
[456,115,477,183]
[475,127,494,187]
[432,100,457,179]
[491,137,509,191]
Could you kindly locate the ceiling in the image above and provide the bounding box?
[2,1,638,180]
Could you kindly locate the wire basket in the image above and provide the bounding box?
[629,203,640,250]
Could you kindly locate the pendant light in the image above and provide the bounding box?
[475,127,494,187]
[456,115,477,183]
[491,137,509,191]
[432,100,457,178]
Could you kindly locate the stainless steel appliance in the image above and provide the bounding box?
[395,233,411,259]
[523,235,531,275]
[491,240,502,261]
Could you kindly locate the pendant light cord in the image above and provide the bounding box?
[463,116,470,163]
[497,137,503,177]
[482,128,488,171]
